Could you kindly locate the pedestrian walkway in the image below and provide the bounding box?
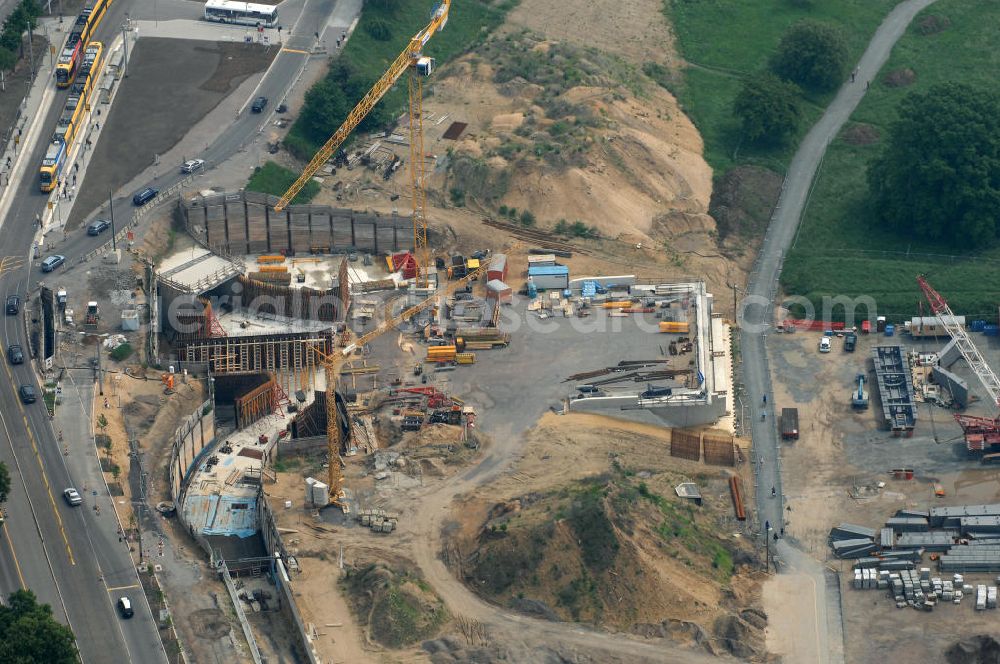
[743,1,939,662]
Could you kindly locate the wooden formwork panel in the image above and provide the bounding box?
[670,430,700,461]
[703,436,735,466]
[376,223,399,252]
[289,212,311,253]
[332,215,353,249]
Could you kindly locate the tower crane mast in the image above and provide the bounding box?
[275,1,451,287]
[313,259,491,508]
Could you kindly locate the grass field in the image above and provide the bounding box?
[246,161,319,203]
[285,0,511,159]
[664,0,898,173]
[783,1,1000,321]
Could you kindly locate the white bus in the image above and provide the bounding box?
[203,0,278,28]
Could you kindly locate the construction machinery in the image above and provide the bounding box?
[851,373,869,410]
[312,258,490,510]
[273,0,451,288]
[917,275,1000,450]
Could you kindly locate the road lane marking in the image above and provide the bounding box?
[3,361,75,566]
[2,528,26,589]
[281,47,309,54]
[105,584,140,593]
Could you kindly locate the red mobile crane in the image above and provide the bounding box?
[917,275,1000,450]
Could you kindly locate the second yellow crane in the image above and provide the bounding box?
[312,259,490,509]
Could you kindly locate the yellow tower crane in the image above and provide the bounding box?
[312,259,490,509]
[274,0,451,288]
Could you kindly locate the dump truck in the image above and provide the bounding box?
[780,408,799,440]
[844,332,857,352]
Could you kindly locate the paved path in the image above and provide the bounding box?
[740,1,937,662]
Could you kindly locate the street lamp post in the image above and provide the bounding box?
[121,17,130,77]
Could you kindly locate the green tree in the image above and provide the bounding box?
[0,461,9,503]
[365,18,391,41]
[299,80,350,144]
[733,72,802,144]
[868,83,1000,246]
[0,590,77,663]
[0,47,15,74]
[771,20,848,92]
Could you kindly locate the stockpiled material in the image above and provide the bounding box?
[885,517,929,532]
[658,321,690,334]
[896,532,956,551]
[929,504,1000,528]
[830,523,877,541]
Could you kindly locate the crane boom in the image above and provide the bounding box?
[314,257,490,507]
[917,275,1000,408]
[273,1,451,212]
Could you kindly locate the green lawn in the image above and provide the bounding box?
[664,0,898,173]
[246,161,320,204]
[285,0,511,160]
[783,1,1000,320]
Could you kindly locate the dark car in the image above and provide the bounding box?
[7,344,23,365]
[117,597,134,619]
[87,219,111,235]
[132,187,158,206]
[18,384,36,404]
[40,254,65,272]
[251,96,268,113]
[5,294,19,315]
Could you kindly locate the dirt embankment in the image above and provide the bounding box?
[442,414,768,661]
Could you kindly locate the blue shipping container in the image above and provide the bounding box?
[971,320,987,332]
[884,324,895,337]
[984,325,1000,337]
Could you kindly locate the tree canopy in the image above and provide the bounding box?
[867,83,1000,246]
[733,72,802,144]
[0,590,77,664]
[771,20,849,92]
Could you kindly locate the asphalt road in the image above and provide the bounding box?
[0,2,198,662]
[45,0,353,263]
[737,1,938,661]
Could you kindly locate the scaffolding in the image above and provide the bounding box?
[179,331,333,375]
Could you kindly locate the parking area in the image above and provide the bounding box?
[769,328,1000,663]
[70,38,276,228]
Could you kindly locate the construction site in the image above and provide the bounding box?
[765,275,1000,663]
[32,2,760,661]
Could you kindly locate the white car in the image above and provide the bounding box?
[63,488,82,506]
[819,337,832,353]
[181,159,205,174]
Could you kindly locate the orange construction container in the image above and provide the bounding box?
[602,301,633,309]
[257,255,285,264]
[259,265,289,273]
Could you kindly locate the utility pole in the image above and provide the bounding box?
[26,22,35,82]
[121,18,129,77]
[108,188,117,251]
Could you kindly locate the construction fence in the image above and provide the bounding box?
[182,190,413,256]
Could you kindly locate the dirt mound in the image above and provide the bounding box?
[708,166,783,240]
[431,32,713,244]
[883,68,916,88]
[452,472,765,659]
[916,14,951,36]
[841,123,881,146]
[341,562,448,648]
[946,636,1000,664]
